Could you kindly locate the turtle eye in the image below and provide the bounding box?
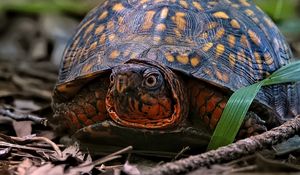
[143,73,162,89]
[145,75,157,87]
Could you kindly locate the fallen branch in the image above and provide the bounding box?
[0,108,47,125]
[145,116,300,175]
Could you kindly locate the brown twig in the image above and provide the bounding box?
[0,108,47,125]
[145,116,300,175]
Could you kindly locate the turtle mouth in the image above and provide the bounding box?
[105,95,176,129]
[105,60,188,129]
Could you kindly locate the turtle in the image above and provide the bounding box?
[52,0,300,154]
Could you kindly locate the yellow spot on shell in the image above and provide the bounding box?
[244,9,254,16]
[79,17,93,33]
[110,50,120,59]
[254,52,263,74]
[98,11,108,20]
[112,3,125,12]
[190,57,200,67]
[155,23,166,31]
[107,21,114,31]
[165,36,175,44]
[100,34,106,44]
[208,1,217,6]
[165,52,174,62]
[248,29,261,46]
[216,70,229,83]
[254,52,262,64]
[130,52,138,59]
[140,0,149,4]
[207,22,218,29]
[108,34,116,41]
[230,19,240,29]
[173,12,186,31]
[192,1,203,10]
[264,52,273,65]
[229,53,236,67]
[153,36,161,42]
[142,10,156,30]
[264,16,274,27]
[95,25,105,35]
[90,41,98,50]
[160,7,169,19]
[212,11,229,19]
[216,28,225,40]
[231,4,240,8]
[118,16,124,23]
[239,0,251,6]
[177,54,189,64]
[199,32,208,39]
[252,17,260,24]
[174,28,181,37]
[240,35,250,48]
[204,68,213,77]
[216,44,225,58]
[202,42,213,52]
[227,34,236,48]
[84,23,95,38]
[82,64,93,73]
[237,50,246,62]
[179,0,189,8]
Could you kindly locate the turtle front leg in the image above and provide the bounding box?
[237,111,267,138]
[52,76,110,134]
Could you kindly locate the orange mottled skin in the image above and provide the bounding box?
[54,71,228,133]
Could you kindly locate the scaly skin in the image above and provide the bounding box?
[53,62,266,139]
[52,75,110,133]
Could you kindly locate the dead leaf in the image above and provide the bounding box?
[29,163,65,175]
[17,158,33,175]
[122,161,140,175]
[13,121,32,137]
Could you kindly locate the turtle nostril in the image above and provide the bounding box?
[110,74,115,83]
[116,75,128,93]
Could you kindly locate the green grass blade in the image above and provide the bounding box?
[207,61,300,150]
[207,82,263,150]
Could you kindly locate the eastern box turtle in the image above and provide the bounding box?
[52,0,300,153]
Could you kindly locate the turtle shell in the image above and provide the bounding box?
[55,0,292,102]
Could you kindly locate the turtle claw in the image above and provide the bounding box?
[237,112,267,139]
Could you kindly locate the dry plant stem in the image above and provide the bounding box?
[0,141,54,153]
[145,116,300,175]
[81,146,133,168]
[10,136,63,158]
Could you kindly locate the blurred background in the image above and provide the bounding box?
[0,0,299,124]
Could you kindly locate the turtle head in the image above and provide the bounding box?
[106,60,188,129]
